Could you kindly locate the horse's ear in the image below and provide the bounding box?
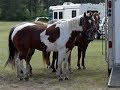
[89,12,93,17]
[84,12,86,17]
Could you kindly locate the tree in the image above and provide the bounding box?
[0,0,105,20]
[0,0,29,20]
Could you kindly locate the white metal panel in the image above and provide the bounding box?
[63,9,72,19]
[63,4,80,9]
[108,66,120,87]
[80,3,105,19]
[63,9,79,19]
[106,0,115,70]
[114,0,120,64]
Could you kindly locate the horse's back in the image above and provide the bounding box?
[11,22,48,51]
[33,21,48,28]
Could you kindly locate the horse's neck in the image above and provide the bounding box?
[81,34,90,44]
[68,17,82,32]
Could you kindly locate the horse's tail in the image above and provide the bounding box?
[42,51,50,67]
[5,27,17,68]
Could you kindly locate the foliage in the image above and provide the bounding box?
[0,0,105,21]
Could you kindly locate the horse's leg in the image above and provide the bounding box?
[63,51,70,80]
[25,61,31,77]
[15,54,23,80]
[68,51,72,72]
[42,51,50,68]
[81,51,86,69]
[47,52,51,68]
[57,51,65,81]
[51,52,58,72]
[55,52,58,70]
[16,53,29,80]
[55,52,61,73]
[25,49,35,77]
[77,46,82,69]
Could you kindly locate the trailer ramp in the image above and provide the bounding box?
[108,66,120,87]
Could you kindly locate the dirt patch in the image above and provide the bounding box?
[0,68,108,90]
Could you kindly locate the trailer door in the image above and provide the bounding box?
[107,0,120,87]
[114,0,120,64]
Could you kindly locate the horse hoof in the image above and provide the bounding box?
[24,75,29,81]
[68,68,71,72]
[47,65,51,69]
[83,67,86,69]
[78,67,81,70]
[77,64,80,67]
[29,72,32,77]
[52,69,56,72]
[18,77,23,81]
[24,77,29,81]
[65,77,69,80]
[59,78,63,81]
[58,76,63,81]
[29,74,32,77]
[20,70,23,74]
[70,71,73,74]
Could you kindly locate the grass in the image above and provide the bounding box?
[0,21,110,90]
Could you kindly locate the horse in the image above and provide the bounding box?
[75,12,100,69]
[50,29,96,72]
[5,21,49,79]
[50,12,100,71]
[5,13,95,81]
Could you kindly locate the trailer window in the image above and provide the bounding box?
[59,12,63,19]
[54,12,57,19]
[72,10,76,18]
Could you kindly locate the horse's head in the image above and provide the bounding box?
[92,12,100,31]
[79,12,96,41]
[88,12,101,41]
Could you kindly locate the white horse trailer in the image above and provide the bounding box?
[105,0,120,87]
[48,2,105,22]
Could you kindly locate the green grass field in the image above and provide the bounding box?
[0,22,110,90]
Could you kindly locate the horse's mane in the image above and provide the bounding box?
[33,21,48,27]
[47,13,92,29]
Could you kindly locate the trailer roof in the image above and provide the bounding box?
[49,3,105,10]
[49,4,80,10]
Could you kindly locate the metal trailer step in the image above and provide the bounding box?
[108,66,120,87]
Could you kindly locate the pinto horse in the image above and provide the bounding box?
[5,13,94,81]
[50,29,96,72]
[50,12,100,71]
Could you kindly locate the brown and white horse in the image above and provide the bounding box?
[50,12,100,71]
[5,13,95,81]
